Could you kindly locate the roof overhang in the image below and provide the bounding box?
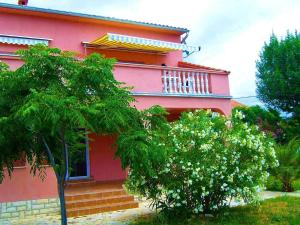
[83,33,198,54]
[0,3,189,34]
[0,34,51,46]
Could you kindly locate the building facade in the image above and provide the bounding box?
[0,2,231,221]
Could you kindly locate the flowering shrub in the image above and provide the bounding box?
[119,109,278,215]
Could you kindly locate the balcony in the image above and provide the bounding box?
[162,69,210,95]
[114,62,231,98]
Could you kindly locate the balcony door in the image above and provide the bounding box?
[67,137,90,180]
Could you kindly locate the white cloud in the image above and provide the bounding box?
[1,0,299,105]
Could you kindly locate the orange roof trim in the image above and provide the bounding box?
[178,61,230,74]
[231,100,246,109]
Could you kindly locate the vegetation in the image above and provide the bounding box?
[233,105,300,144]
[280,115,300,144]
[266,175,283,191]
[130,196,300,225]
[117,110,278,215]
[267,177,300,192]
[232,106,300,192]
[256,31,300,118]
[293,179,300,190]
[271,139,300,192]
[233,105,284,142]
[0,45,140,225]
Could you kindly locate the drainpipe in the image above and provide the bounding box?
[181,32,189,45]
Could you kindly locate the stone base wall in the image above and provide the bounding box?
[0,198,60,222]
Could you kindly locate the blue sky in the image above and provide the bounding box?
[1,0,299,106]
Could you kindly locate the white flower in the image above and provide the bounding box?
[191,140,195,146]
[234,110,245,120]
[225,120,232,128]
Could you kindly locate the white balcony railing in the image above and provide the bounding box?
[162,69,210,95]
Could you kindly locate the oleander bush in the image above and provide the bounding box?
[118,109,278,215]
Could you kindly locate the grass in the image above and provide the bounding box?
[130,196,300,225]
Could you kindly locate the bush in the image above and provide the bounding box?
[119,110,278,215]
[271,139,300,192]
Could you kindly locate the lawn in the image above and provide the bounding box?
[130,196,300,225]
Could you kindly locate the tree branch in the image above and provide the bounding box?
[58,129,68,183]
[42,136,59,178]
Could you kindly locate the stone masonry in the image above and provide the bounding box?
[0,198,60,223]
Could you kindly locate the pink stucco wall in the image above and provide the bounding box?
[0,56,24,70]
[210,73,230,96]
[133,96,231,116]
[89,134,127,182]
[0,166,57,202]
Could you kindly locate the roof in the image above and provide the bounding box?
[0,3,189,34]
[178,61,230,74]
[231,100,246,109]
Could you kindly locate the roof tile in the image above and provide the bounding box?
[178,61,230,74]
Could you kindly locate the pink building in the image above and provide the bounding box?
[0,2,231,221]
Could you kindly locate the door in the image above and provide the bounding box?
[67,137,90,180]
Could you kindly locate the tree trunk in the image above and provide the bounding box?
[60,135,69,225]
[283,181,293,192]
[57,176,68,225]
[42,137,68,225]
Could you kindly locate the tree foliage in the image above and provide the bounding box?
[256,31,300,116]
[0,45,139,224]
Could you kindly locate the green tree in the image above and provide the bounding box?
[0,45,139,225]
[256,31,300,117]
